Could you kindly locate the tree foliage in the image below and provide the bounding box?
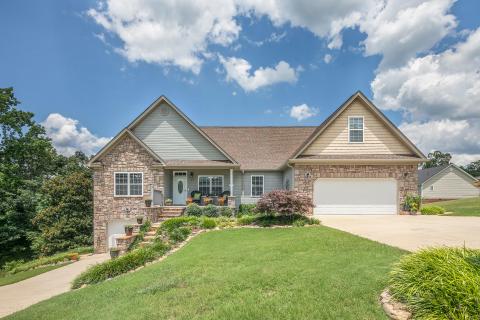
[422,150,452,169]
[255,190,314,216]
[462,160,480,178]
[0,87,93,265]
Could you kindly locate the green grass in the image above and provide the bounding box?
[6,227,405,320]
[389,247,480,319]
[431,197,480,216]
[0,263,71,287]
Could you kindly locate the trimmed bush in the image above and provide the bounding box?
[404,194,421,212]
[237,215,256,225]
[255,190,314,216]
[218,206,233,217]
[200,217,217,229]
[238,204,256,216]
[421,205,445,215]
[184,203,203,216]
[216,216,237,228]
[389,247,480,319]
[168,227,191,243]
[72,241,170,289]
[202,204,219,217]
[159,216,200,233]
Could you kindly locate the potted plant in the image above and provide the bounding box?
[165,198,173,206]
[124,225,134,236]
[136,215,144,225]
[110,247,120,259]
[144,195,152,207]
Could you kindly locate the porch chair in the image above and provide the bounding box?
[190,191,202,204]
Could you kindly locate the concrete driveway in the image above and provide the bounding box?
[0,253,109,318]
[317,215,480,251]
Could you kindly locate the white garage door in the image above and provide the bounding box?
[313,178,397,215]
[107,219,136,248]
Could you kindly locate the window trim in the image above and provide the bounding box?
[197,175,224,196]
[251,175,265,197]
[113,172,144,197]
[348,116,364,143]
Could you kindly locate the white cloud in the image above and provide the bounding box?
[88,0,240,74]
[42,113,111,156]
[323,54,332,64]
[219,56,298,91]
[359,0,456,69]
[289,104,318,121]
[372,27,480,120]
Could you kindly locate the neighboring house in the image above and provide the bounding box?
[419,164,480,200]
[88,91,426,252]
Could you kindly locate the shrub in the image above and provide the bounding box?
[292,219,306,227]
[202,204,219,217]
[238,204,256,216]
[6,249,84,274]
[421,205,445,215]
[237,215,256,225]
[159,216,200,233]
[404,194,421,212]
[168,227,191,243]
[255,190,314,216]
[218,206,233,217]
[389,247,480,319]
[72,241,170,289]
[216,216,237,228]
[200,217,217,229]
[184,203,203,216]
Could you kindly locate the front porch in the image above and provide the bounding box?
[155,167,237,207]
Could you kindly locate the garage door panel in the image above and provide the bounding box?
[313,178,397,215]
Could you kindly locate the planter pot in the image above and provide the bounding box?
[145,199,152,207]
[125,226,134,236]
[136,217,144,224]
[110,249,120,259]
[165,202,173,206]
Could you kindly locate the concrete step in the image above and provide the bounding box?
[145,231,156,236]
[139,241,151,247]
[143,235,156,241]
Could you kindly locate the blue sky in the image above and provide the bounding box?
[0,0,479,163]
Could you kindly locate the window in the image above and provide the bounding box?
[348,116,364,143]
[251,175,264,197]
[114,172,143,196]
[430,185,434,191]
[198,176,224,196]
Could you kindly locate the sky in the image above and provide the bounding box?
[0,0,479,164]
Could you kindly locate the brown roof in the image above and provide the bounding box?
[164,159,238,168]
[201,126,316,170]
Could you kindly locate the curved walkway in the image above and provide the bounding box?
[0,253,109,318]
[317,215,480,251]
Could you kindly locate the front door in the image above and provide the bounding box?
[173,171,188,205]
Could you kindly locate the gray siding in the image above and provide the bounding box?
[282,167,294,190]
[239,171,283,204]
[133,102,227,160]
[422,167,480,199]
[164,169,232,199]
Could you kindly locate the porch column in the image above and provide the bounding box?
[229,168,234,193]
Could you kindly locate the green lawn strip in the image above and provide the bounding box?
[430,197,480,216]
[7,227,405,320]
[0,263,71,287]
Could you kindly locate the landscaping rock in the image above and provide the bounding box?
[380,289,412,320]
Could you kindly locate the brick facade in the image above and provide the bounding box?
[92,135,164,253]
[293,164,418,214]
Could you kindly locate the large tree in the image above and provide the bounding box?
[0,88,57,264]
[422,151,452,169]
[462,160,480,178]
[32,152,93,255]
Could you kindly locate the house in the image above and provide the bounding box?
[419,164,480,200]
[88,91,426,252]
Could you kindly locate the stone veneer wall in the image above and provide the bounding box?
[92,135,164,253]
[293,164,418,214]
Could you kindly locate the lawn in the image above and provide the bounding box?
[0,263,70,287]
[7,227,405,320]
[432,197,480,216]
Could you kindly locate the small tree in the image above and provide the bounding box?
[255,190,313,217]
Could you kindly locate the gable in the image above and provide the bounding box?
[422,166,480,198]
[131,101,228,161]
[301,97,414,156]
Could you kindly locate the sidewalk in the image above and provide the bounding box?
[0,253,109,318]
